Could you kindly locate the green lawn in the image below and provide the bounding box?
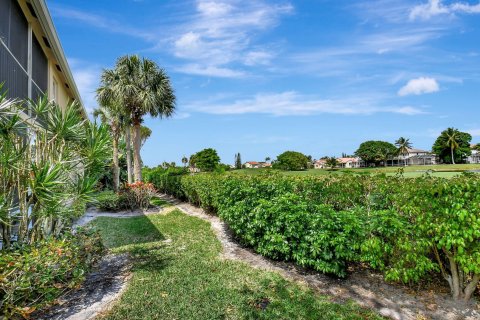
[92,210,383,320]
[234,164,480,178]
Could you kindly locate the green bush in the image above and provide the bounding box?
[0,228,104,318]
[95,190,123,211]
[149,171,480,300]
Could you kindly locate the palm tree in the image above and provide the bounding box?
[325,157,339,169]
[395,137,412,166]
[93,102,123,192]
[445,127,460,165]
[140,125,152,147]
[97,55,176,182]
[182,156,188,168]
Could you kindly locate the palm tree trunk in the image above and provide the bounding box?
[451,146,456,165]
[132,119,143,182]
[125,126,133,184]
[112,134,120,192]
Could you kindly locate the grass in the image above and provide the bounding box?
[92,210,383,320]
[234,164,480,178]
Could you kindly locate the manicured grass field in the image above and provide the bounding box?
[234,164,480,178]
[92,210,383,320]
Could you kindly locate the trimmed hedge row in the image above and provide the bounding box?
[145,169,480,300]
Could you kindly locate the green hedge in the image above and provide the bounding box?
[146,170,480,300]
[0,228,104,318]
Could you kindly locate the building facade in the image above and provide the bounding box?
[0,0,86,117]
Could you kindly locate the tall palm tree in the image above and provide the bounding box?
[445,127,460,165]
[93,102,123,192]
[182,156,188,168]
[395,137,412,166]
[97,55,176,182]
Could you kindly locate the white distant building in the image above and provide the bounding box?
[468,148,480,164]
[244,161,271,169]
[337,157,363,168]
[314,159,327,169]
[397,148,437,166]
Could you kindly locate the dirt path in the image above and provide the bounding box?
[37,207,169,320]
[159,194,480,320]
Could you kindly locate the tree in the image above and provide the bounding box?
[140,125,152,147]
[273,151,309,171]
[432,128,472,164]
[97,55,176,182]
[325,157,339,169]
[190,148,220,172]
[93,103,123,192]
[235,153,242,169]
[182,156,188,168]
[395,137,412,166]
[124,119,133,183]
[265,156,271,163]
[354,141,397,167]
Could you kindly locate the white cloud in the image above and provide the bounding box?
[410,0,480,20]
[393,106,427,115]
[197,1,233,16]
[51,7,155,41]
[244,50,274,66]
[187,91,426,116]
[175,64,246,78]
[398,77,440,96]
[171,0,293,76]
[173,112,191,120]
[467,129,480,136]
[68,59,101,115]
[451,2,480,14]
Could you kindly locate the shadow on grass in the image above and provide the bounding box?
[92,215,166,250]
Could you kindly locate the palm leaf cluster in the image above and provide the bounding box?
[0,88,112,249]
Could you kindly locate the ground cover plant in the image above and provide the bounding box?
[146,169,480,302]
[0,227,104,318]
[92,210,383,320]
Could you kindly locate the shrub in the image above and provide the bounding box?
[148,171,480,300]
[95,190,123,211]
[0,228,104,318]
[120,182,158,210]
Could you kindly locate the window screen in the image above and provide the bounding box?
[0,43,29,100]
[0,0,11,43]
[9,0,28,68]
[32,35,47,93]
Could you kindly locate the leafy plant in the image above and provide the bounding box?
[149,170,480,301]
[0,228,104,318]
[120,182,158,210]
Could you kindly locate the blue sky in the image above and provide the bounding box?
[48,0,480,166]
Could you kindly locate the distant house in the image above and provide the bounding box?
[244,161,271,169]
[189,166,200,173]
[468,149,480,164]
[244,161,261,169]
[313,159,327,169]
[337,157,362,168]
[396,148,437,166]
